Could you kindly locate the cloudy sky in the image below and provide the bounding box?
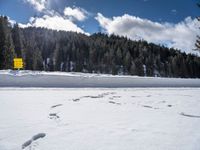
[0,0,199,54]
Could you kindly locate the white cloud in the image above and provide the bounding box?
[64,7,88,21]
[19,15,89,35]
[25,0,47,12]
[95,13,200,54]
[7,17,17,27]
[19,2,89,35]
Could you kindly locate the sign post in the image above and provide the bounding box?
[14,58,23,70]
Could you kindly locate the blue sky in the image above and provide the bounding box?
[0,0,200,53]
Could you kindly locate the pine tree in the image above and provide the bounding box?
[0,17,5,69]
[0,16,15,69]
[124,51,132,73]
[32,47,43,70]
[12,24,26,57]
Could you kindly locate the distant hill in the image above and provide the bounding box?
[0,15,200,78]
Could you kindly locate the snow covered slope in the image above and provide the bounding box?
[0,70,200,87]
[0,88,200,150]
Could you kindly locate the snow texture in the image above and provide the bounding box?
[0,88,200,150]
[0,70,200,87]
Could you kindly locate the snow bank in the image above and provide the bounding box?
[0,70,200,87]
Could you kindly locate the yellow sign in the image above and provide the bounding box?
[14,58,23,69]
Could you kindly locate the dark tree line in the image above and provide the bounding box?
[0,15,200,78]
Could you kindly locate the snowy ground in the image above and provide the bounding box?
[1,70,200,87]
[0,88,200,150]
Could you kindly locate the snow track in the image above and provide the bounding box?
[0,88,200,150]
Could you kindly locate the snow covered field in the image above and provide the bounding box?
[1,70,200,87]
[0,88,200,150]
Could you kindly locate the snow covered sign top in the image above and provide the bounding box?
[14,58,23,69]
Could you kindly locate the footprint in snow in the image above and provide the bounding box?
[79,92,116,100]
[49,113,60,119]
[51,104,63,109]
[109,95,121,100]
[142,105,159,109]
[22,133,46,149]
[109,101,121,105]
[180,112,200,118]
[72,98,80,102]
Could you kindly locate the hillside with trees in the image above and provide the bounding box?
[0,16,200,78]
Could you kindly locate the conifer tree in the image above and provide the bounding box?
[0,16,15,69]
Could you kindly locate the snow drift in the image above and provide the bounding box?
[0,70,200,87]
